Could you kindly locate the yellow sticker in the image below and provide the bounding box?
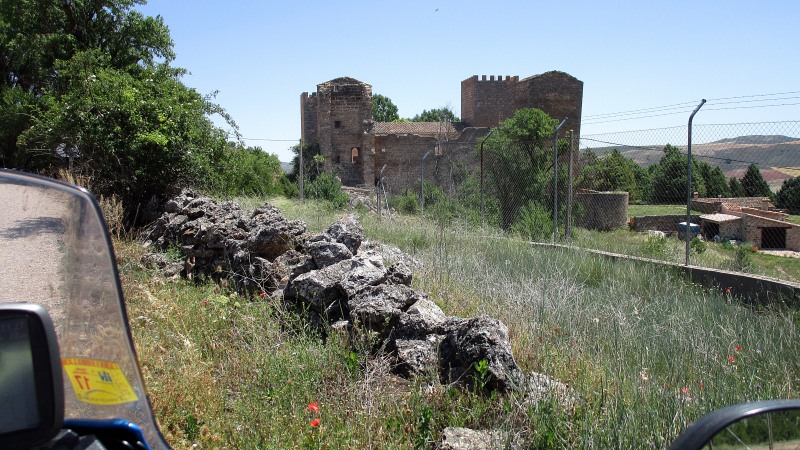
[62,358,139,405]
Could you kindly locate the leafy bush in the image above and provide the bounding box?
[390,189,419,214]
[734,242,756,271]
[305,172,349,208]
[207,145,288,197]
[690,237,707,254]
[511,202,552,241]
[642,234,668,256]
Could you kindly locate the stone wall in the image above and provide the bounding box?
[515,71,584,138]
[630,215,701,233]
[461,72,583,137]
[365,128,486,195]
[461,75,519,128]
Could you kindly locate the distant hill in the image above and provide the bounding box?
[585,134,800,191]
[709,135,798,145]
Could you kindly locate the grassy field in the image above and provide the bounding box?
[121,197,800,449]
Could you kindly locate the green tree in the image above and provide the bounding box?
[740,164,774,199]
[698,162,730,198]
[19,50,230,221]
[371,94,399,122]
[481,108,558,228]
[0,0,174,168]
[209,144,288,197]
[289,142,323,183]
[2,0,235,224]
[578,149,642,201]
[410,107,459,123]
[729,176,745,197]
[776,176,800,214]
[648,144,706,203]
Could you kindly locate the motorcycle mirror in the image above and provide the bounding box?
[0,303,64,449]
[668,399,800,450]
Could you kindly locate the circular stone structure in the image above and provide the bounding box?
[575,190,629,231]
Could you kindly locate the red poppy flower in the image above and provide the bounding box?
[736,345,742,351]
[681,387,689,395]
[259,292,266,298]
[725,288,731,294]
[728,356,736,363]
[307,402,319,413]
[310,418,320,427]
[553,327,559,332]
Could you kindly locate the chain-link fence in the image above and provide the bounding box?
[391,119,800,284]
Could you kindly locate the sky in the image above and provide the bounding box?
[135,1,800,162]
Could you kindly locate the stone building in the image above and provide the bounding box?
[300,71,583,193]
[693,197,800,250]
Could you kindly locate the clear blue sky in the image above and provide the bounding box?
[135,0,800,162]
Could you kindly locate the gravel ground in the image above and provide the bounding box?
[0,181,71,326]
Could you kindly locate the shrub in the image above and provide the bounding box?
[690,237,707,254]
[390,189,419,214]
[642,234,668,256]
[305,172,349,208]
[511,202,552,241]
[734,242,756,271]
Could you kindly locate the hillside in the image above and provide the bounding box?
[586,134,800,190]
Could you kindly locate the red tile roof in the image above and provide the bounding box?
[372,122,459,136]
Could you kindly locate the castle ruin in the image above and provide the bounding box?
[300,71,583,193]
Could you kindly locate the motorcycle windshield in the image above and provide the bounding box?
[0,171,170,449]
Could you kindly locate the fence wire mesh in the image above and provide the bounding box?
[391,120,800,284]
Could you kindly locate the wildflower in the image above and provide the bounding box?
[553,327,559,333]
[725,288,731,294]
[728,356,736,363]
[736,345,742,351]
[310,418,320,427]
[307,401,319,413]
[681,387,689,395]
[699,382,705,389]
[259,291,266,298]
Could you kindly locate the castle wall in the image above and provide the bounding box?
[515,71,583,138]
[300,92,318,146]
[365,128,487,195]
[302,72,582,192]
[461,75,519,128]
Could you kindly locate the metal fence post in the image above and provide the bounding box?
[685,99,706,265]
[566,129,574,243]
[553,118,568,243]
[479,130,494,228]
[299,138,304,202]
[421,149,432,217]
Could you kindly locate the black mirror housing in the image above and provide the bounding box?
[0,303,64,449]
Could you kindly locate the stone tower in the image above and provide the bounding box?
[301,77,374,186]
[461,71,583,137]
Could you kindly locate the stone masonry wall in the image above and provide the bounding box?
[365,128,486,195]
[515,71,584,138]
[631,215,701,233]
[461,75,518,128]
[575,191,629,231]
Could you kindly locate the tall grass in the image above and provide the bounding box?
[120,199,800,449]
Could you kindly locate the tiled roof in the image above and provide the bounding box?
[700,213,741,223]
[372,122,459,136]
